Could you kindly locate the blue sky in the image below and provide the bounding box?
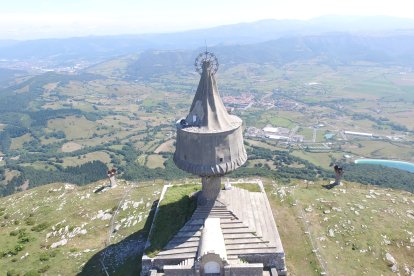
[1,0,414,39]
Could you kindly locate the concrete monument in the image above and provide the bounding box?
[142,52,286,276]
[173,51,247,205]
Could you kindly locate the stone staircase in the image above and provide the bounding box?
[154,187,282,264]
[219,187,283,250]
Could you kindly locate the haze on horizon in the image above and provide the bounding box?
[2,0,414,40]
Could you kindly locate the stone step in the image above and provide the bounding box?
[259,192,276,246]
[226,248,278,255]
[234,188,246,224]
[195,206,227,212]
[164,240,199,250]
[193,210,231,214]
[224,233,263,239]
[191,215,233,220]
[155,252,196,260]
[220,224,249,230]
[226,243,275,250]
[250,192,264,240]
[193,212,232,217]
[157,246,198,256]
[262,192,280,247]
[178,258,194,267]
[196,206,227,211]
[191,215,207,219]
[175,231,201,238]
[225,238,269,245]
[220,219,243,224]
[236,188,256,235]
[186,219,204,225]
[167,236,199,244]
[221,227,255,234]
[196,216,234,220]
[180,225,203,232]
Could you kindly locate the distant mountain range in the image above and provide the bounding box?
[126,32,414,79]
[1,16,414,67]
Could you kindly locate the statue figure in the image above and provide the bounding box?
[107,168,117,188]
[333,164,343,185]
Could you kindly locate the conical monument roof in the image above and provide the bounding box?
[185,59,234,131]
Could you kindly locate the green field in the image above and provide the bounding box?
[145,154,166,169]
[47,116,99,140]
[61,151,112,168]
[10,134,32,150]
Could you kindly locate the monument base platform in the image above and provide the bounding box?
[142,186,286,276]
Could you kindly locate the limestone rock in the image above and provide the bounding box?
[407,210,414,220]
[385,252,396,266]
[51,238,68,248]
[403,264,410,275]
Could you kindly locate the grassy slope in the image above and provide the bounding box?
[266,179,414,275]
[1,176,413,275]
[0,180,162,275]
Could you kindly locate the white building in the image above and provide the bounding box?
[263,126,290,136]
[266,134,289,141]
[344,131,373,138]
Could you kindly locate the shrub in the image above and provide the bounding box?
[31,222,49,232]
[16,229,33,244]
[18,236,30,244]
[37,266,50,274]
[39,252,49,261]
[23,270,40,276]
[7,270,20,276]
[24,218,35,226]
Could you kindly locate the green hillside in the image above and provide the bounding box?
[0,179,163,275]
[1,178,413,275]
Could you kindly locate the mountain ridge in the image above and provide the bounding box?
[1,16,414,65]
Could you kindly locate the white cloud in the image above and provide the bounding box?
[1,0,414,39]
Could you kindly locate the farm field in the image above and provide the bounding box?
[1,53,414,201]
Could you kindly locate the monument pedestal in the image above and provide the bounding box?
[198,176,221,205]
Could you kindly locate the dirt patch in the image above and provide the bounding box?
[19,180,30,191]
[61,142,82,153]
[154,140,175,154]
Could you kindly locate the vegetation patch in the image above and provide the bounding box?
[31,222,49,232]
[233,183,262,192]
[145,184,199,257]
[268,179,414,275]
[61,142,82,153]
[146,154,166,169]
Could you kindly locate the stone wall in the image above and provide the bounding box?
[237,253,285,272]
[225,263,263,276]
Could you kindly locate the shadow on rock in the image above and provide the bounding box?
[78,200,158,276]
[322,182,340,190]
[94,184,111,194]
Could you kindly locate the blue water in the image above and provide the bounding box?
[354,159,414,173]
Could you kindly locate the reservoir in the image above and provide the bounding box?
[354,159,414,173]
